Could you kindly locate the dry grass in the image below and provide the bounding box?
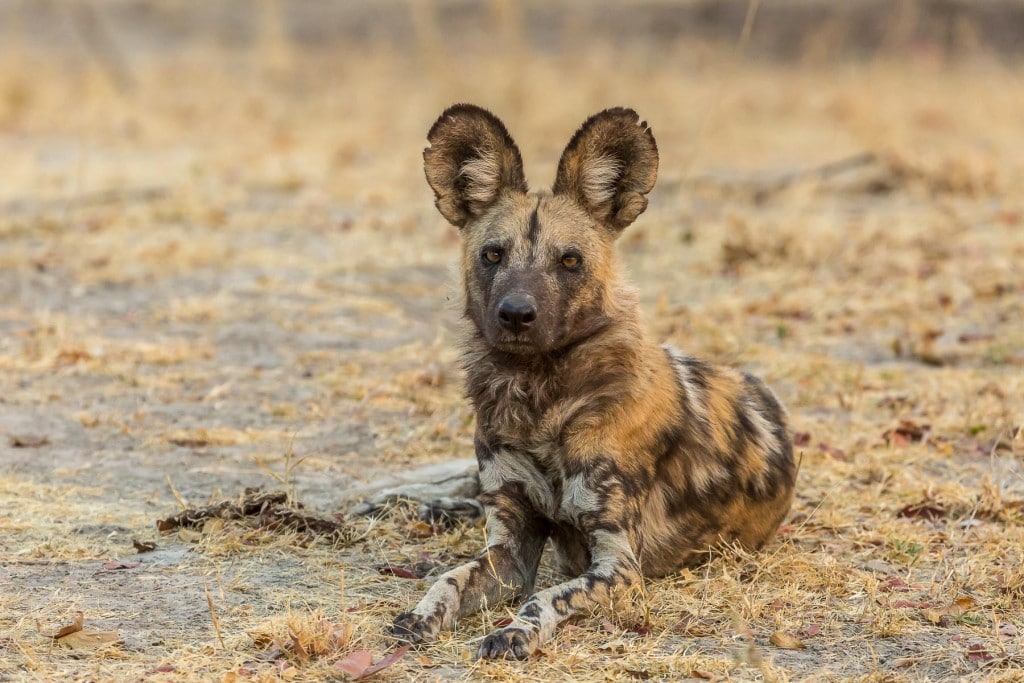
[1,2,1023,681]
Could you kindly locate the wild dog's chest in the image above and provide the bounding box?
[478,443,583,525]
[471,366,591,523]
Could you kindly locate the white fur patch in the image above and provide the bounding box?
[479,451,556,515]
[590,528,636,566]
[744,396,781,456]
[560,473,602,523]
[483,511,513,547]
[581,154,622,206]
[666,348,709,427]
[459,150,502,204]
[412,561,475,628]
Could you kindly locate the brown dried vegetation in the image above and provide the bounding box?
[1,2,1023,681]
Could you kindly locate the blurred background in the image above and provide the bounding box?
[1,0,1021,505]
[3,0,1022,207]
[2,4,1023,679]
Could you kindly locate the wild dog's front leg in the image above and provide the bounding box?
[478,529,640,659]
[391,484,547,644]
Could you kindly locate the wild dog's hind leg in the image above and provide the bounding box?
[478,528,640,659]
[391,484,548,644]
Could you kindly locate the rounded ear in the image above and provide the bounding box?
[552,108,658,233]
[424,104,528,228]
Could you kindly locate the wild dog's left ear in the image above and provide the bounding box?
[553,108,658,233]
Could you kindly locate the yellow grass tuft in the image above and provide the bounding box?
[1,2,1023,681]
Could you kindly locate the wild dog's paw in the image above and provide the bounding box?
[390,612,439,644]
[477,625,537,660]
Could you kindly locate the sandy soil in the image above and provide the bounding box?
[1,3,1023,681]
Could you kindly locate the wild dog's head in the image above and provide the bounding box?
[424,104,658,355]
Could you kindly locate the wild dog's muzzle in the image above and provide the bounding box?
[497,294,537,334]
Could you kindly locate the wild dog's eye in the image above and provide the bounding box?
[560,252,581,269]
[482,248,502,264]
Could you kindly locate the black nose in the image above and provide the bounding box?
[497,295,537,333]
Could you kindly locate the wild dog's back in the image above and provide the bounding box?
[635,348,796,576]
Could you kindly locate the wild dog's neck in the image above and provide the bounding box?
[461,310,655,441]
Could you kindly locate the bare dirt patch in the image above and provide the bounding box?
[1,3,1023,682]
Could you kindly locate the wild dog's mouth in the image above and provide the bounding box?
[489,336,539,354]
[481,316,613,356]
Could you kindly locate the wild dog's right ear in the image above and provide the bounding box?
[553,108,658,233]
[424,104,528,228]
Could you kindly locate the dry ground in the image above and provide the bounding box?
[1,4,1023,682]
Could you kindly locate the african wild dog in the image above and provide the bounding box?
[391,104,797,659]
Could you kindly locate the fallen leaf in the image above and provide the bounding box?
[792,431,811,447]
[102,561,141,571]
[406,520,434,538]
[202,518,225,534]
[690,670,721,681]
[966,643,993,662]
[56,630,121,651]
[360,644,410,678]
[997,210,1021,226]
[769,630,805,649]
[817,442,848,461]
[167,435,213,447]
[52,612,84,639]
[883,420,930,446]
[132,539,157,553]
[958,331,995,344]
[345,604,372,613]
[673,612,716,637]
[627,621,651,636]
[881,576,911,592]
[288,627,309,661]
[177,528,203,543]
[862,559,898,574]
[492,617,513,628]
[897,501,947,521]
[56,348,92,365]
[334,650,373,678]
[998,622,1018,638]
[8,433,49,448]
[803,624,821,637]
[601,619,620,634]
[952,595,976,613]
[376,566,421,579]
[599,638,628,652]
[146,665,176,674]
[332,621,353,649]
